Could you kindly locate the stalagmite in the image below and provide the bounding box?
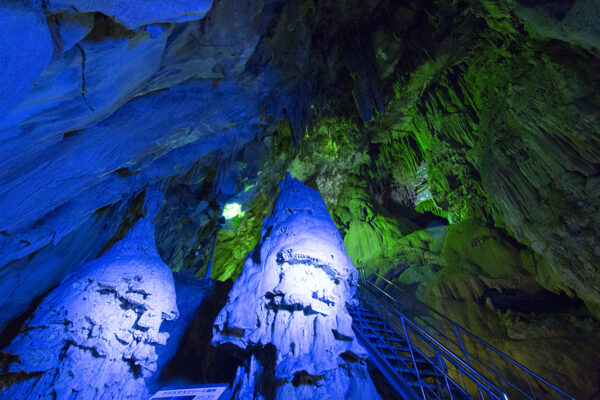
[0,189,178,400]
[213,174,381,399]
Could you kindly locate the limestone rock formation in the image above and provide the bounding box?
[0,0,599,398]
[0,0,266,328]
[0,192,178,400]
[213,174,381,400]
[45,0,213,30]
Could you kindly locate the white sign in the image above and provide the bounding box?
[150,385,228,400]
[310,298,330,315]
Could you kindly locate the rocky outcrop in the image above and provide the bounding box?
[0,191,178,400]
[0,0,268,330]
[0,4,52,119]
[45,0,213,30]
[212,175,381,399]
[0,0,599,398]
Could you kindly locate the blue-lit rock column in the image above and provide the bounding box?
[213,174,381,399]
[0,190,178,400]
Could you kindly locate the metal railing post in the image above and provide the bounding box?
[401,316,427,400]
[354,266,574,400]
[454,324,471,365]
[384,305,402,375]
[455,324,487,400]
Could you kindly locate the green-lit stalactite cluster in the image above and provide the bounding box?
[208,121,295,281]
[362,0,600,320]
[210,206,263,281]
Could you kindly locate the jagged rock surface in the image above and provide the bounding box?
[213,175,381,400]
[0,0,269,328]
[0,0,599,398]
[45,0,213,30]
[0,197,178,400]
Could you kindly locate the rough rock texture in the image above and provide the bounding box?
[212,175,381,400]
[0,0,268,328]
[0,0,599,398]
[0,3,53,119]
[361,0,600,318]
[0,191,178,400]
[45,0,213,30]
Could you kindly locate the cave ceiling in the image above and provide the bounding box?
[0,0,599,396]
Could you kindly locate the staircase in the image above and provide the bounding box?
[348,267,575,400]
[348,303,470,400]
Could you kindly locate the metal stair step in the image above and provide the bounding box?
[385,353,434,366]
[352,303,467,397]
[352,317,388,326]
[373,344,412,356]
[393,364,438,377]
[360,325,396,340]
[349,312,380,321]
[357,322,392,332]
[408,380,438,390]
[348,308,381,319]
[355,323,394,333]
[354,319,392,330]
[374,342,410,353]
[348,305,374,313]
[363,331,406,343]
[349,280,567,400]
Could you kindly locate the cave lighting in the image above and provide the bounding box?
[222,202,245,220]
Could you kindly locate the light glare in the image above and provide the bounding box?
[222,202,245,220]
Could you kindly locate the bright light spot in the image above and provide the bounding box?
[222,202,245,220]
[244,183,257,192]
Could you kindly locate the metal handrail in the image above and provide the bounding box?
[357,284,505,400]
[357,266,575,400]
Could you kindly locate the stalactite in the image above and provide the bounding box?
[212,174,381,400]
[0,189,178,400]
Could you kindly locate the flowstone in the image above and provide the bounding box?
[0,191,178,400]
[213,174,381,400]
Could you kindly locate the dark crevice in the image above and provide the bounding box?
[62,130,80,139]
[255,344,279,400]
[96,283,146,315]
[124,358,143,378]
[157,280,238,387]
[482,288,585,314]
[0,286,56,350]
[59,340,104,360]
[291,370,324,387]
[75,44,94,113]
[114,167,138,178]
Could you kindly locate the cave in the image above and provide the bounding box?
[1,0,599,399]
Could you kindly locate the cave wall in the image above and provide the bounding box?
[0,0,264,327]
[0,0,599,398]
[369,0,600,315]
